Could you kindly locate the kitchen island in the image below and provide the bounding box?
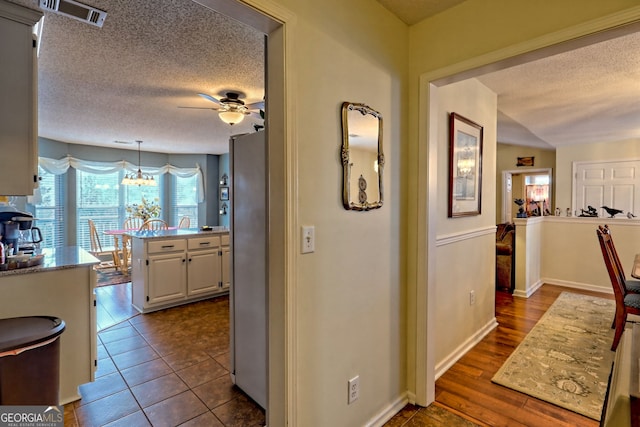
[130,227,230,313]
[0,246,98,404]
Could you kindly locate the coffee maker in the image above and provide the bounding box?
[0,210,41,254]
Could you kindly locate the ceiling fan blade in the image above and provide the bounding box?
[198,93,222,105]
[245,100,265,110]
[178,106,220,111]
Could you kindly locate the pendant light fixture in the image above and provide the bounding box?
[121,140,157,186]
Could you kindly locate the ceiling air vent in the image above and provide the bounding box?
[39,0,107,28]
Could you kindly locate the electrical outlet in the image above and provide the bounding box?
[301,225,315,254]
[348,376,359,404]
[470,290,476,305]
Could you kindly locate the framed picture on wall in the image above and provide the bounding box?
[219,186,229,201]
[448,112,484,217]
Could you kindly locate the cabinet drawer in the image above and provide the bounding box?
[147,239,187,254]
[220,233,229,246]
[188,235,220,250]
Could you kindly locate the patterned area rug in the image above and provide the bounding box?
[492,292,615,420]
[96,269,131,287]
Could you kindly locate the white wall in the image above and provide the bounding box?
[433,79,497,369]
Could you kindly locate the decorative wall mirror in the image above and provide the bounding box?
[341,102,384,211]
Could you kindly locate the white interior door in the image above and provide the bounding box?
[574,160,640,217]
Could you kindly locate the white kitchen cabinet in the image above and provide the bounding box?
[132,231,229,313]
[187,234,229,296]
[187,248,220,295]
[147,251,187,304]
[0,1,42,195]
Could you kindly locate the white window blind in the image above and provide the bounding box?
[172,175,198,227]
[34,167,65,248]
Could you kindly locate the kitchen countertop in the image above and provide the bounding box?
[128,227,229,240]
[0,246,99,277]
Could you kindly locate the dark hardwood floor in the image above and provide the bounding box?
[386,284,611,427]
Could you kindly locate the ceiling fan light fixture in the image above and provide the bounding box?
[218,110,245,126]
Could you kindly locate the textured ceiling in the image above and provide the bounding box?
[9,0,265,154]
[5,0,640,155]
[476,30,640,149]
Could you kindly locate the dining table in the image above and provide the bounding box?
[632,254,640,280]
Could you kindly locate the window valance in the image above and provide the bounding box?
[38,155,205,202]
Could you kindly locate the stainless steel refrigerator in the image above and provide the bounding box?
[229,131,267,409]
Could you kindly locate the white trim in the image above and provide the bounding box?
[435,225,495,246]
[543,216,640,225]
[541,278,612,295]
[365,393,410,427]
[501,168,553,222]
[512,279,544,298]
[434,318,498,379]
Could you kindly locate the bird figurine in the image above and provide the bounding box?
[628,212,637,219]
[601,206,623,218]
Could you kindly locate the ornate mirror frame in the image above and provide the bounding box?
[341,102,384,211]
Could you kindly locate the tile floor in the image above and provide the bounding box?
[64,291,265,426]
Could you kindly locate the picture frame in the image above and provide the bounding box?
[219,186,229,201]
[448,112,483,217]
[517,156,534,167]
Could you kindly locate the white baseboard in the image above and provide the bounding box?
[434,317,498,379]
[513,279,544,298]
[541,278,612,295]
[365,393,410,427]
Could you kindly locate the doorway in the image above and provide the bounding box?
[191,1,290,425]
[501,168,553,222]
[417,15,640,408]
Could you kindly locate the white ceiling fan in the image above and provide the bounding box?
[179,92,264,126]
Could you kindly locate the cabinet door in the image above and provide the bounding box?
[221,245,230,290]
[0,3,41,195]
[148,252,186,305]
[187,249,220,296]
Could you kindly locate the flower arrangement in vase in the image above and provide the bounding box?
[126,197,161,221]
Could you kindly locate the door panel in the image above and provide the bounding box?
[576,160,640,217]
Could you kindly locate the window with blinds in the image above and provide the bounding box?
[172,175,198,227]
[34,167,66,248]
[76,170,163,251]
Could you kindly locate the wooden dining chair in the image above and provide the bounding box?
[596,226,640,350]
[178,216,190,228]
[140,218,169,230]
[598,225,640,293]
[88,219,120,270]
[123,217,145,231]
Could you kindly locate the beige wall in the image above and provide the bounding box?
[266,0,408,425]
[235,0,640,423]
[496,143,556,223]
[433,79,498,368]
[556,138,640,210]
[406,0,640,407]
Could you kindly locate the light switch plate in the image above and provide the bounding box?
[301,225,315,254]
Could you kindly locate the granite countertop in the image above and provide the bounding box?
[128,227,229,240]
[0,246,99,277]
